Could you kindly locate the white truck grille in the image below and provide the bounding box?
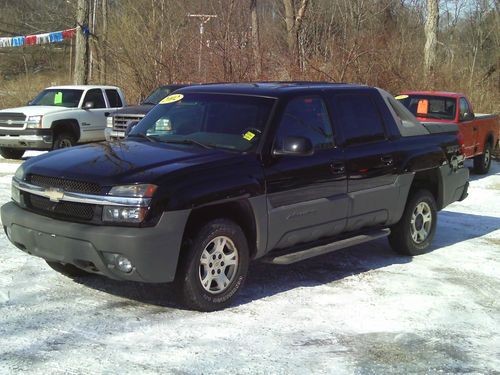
[0,113,27,129]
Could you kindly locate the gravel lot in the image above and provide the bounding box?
[0,153,499,375]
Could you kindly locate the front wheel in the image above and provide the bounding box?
[53,132,76,150]
[0,147,25,160]
[175,219,249,311]
[389,189,437,256]
[473,142,492,174]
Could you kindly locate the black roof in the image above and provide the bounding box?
[178,82,368,97]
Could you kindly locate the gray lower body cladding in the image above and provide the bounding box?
[1,202,190,283]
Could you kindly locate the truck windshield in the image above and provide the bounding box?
[396,95,456,120]
[30,89,83,108]
[142,87,177,105]
[129,93,276,152]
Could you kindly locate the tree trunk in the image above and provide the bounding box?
[100,0,108,83]
[74,0,89,84]
[250,0,262,78]
[424,0,439,83]
[282,0,310,71]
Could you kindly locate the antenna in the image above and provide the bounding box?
[188,14,217,75]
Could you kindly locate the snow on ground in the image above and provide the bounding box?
[0,154,499,374]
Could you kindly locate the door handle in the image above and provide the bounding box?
[330,162,345,174]
[381,155,394,166]
[104,112,110,117]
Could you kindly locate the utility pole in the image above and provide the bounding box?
[188,14,217,75]
[74,0,89,84]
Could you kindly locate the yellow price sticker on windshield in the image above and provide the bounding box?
[160,94,184,104]
[243,131,256,141]
[395,95,409,100]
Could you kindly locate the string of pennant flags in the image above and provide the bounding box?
[0,27,79,48]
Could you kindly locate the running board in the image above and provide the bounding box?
[262,228,391,265]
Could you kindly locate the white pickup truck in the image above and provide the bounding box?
[0,85,126,159]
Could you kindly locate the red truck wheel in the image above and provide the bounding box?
[473,143,492,174]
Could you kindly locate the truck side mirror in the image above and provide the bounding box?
[83,101,94,109]
[125,121,139,136]
[273,136,314,156]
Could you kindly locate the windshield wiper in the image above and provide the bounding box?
[141,101,156,105]
[129,133,158,142]
[161,139,214,149]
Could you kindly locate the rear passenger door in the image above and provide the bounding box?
[264,96,348,251]
[328,90,399,232]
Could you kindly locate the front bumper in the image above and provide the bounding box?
[0,129,53,149]
[104,128,125,141]
[1,201,190,283]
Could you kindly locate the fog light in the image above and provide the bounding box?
[116,255,133,273]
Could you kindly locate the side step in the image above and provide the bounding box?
[262,228,391,265]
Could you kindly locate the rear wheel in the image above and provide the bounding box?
[0,147,25,160]
[473,142,492,174]
[45,261,90,278]
[53,132,76,150]
[175,219,249,311]
[389,189,437,256]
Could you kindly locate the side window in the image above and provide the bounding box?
[459,98,470,119]
[330,94,385,146]
[275,97,334,150]
[105,89,123,108]
[83,89,106,109]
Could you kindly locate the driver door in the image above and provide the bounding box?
[457,97,476,158]
[80,89,110,141]
[264,96,348,251]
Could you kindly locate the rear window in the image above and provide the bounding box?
[330,94,386,145]
[397,95,456,120]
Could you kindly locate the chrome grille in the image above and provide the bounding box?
[112,114,145,133]
[27,174,101,194]
[0,112,26,128]
[27,193,95,221]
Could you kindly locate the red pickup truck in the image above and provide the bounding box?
[396,91,500,174]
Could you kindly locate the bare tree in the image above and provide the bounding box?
[424,0,439,83]
[283,0,310,72]
[250,0,262,78]
[74,0,89,84]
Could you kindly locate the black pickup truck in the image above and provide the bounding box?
[1,83,469,311]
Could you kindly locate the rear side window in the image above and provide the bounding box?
[83,89,106,108]
[330,94,385,145]
[275,96,334,150]
[105,90,123,107]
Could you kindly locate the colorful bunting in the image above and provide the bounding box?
[0,27,78,48]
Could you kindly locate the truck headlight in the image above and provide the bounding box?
[14,165,25,180]
[11,184,21,204]
[102,206,148,223]
[106,116,113,128]
[108,184,157,198]
[26,115,43,128]
[103,184,157,223]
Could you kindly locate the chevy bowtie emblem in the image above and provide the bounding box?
[45,188,65,202]
[7,120,13,125]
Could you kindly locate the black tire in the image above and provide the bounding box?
[175,219,249,311]
[389,189,437,256]
[0,147,25,160]
[473,142,492,174]
[53,132,76,150]
[45,261,91,278]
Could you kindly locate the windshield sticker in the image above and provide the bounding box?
[395,95,409,100]
[243,131,256,141]
[54,91,63,104]
[160,94,184,104]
